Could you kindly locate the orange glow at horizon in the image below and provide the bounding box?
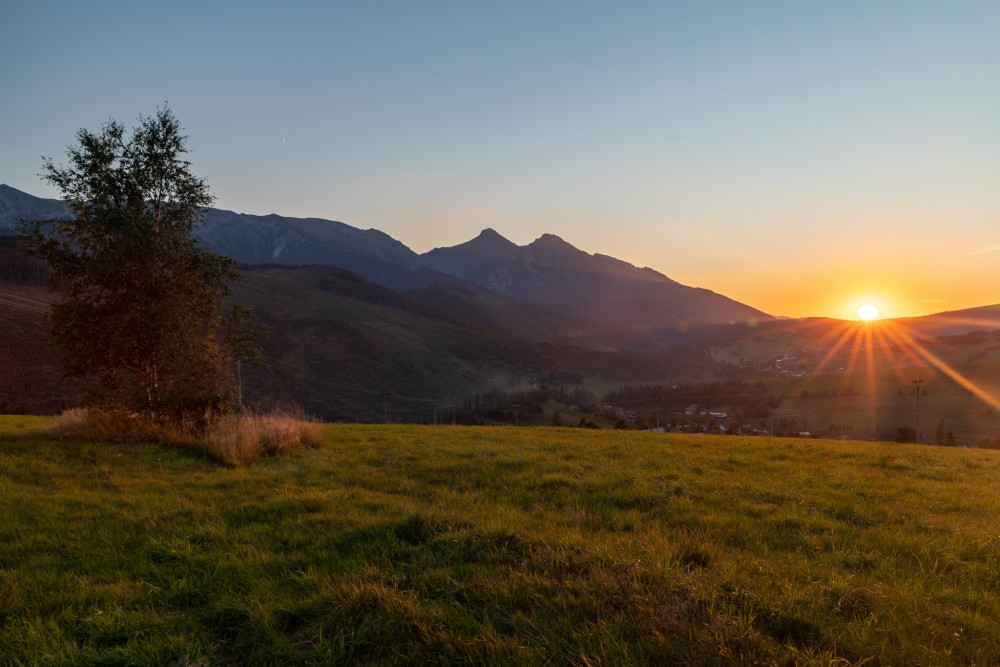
[670,252,994,320]
[829,289,902,321]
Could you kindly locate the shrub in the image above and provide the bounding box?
[199,412,323,465]
[55,408,322,466]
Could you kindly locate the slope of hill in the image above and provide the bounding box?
[0,283,79,414]
[896,305,1000,338]
[0,251,721,419]
[234,265,721,421]
[0,184,70,235]
[198,208,426,290]
[402,271,664,349]
[0,239,68,413]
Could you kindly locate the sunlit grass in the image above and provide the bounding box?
[54,408,322,465]
[0,413,56,433]
[1,423,999,664]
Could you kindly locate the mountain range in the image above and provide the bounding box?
[0,184,769,337]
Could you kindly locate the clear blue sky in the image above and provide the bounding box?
[3,1,998,317]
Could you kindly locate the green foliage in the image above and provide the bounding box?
[603,379,782,423]
[3,424,1000,664]
[931,419,958,447]
[18,107,261,424]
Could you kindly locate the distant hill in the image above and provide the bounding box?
[0,259,721,419]
[234,265,722,421]
[895,305,1000,339]
[197,208,427,291]
[0,184,70,235]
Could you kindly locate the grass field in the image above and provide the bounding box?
[3,419,1000,665]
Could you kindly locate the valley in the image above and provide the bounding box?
[2,185,999,445]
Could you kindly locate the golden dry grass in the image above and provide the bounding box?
[54,408,322,465]
[198,412,323,464]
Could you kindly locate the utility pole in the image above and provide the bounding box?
[383,391,392,424]
[911,379,924,443]
[432,401,438,426]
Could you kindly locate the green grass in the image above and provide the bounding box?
[3,423,1000,665]
[0,414,55,433]
[516,400,619,429]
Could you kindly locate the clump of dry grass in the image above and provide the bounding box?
[199,412,324,465]
[55,408,323,465]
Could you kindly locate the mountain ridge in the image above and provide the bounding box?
[421,227,768,331]
[1,184,771,332]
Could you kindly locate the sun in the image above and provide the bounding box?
[857,303,879,321]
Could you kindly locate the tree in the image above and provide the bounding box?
[19,107,261,426]
[933,418,947,445]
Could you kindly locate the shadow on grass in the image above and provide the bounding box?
[0,424,225,471]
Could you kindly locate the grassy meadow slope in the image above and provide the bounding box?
[2,419,999,665]
[0,282,81,414]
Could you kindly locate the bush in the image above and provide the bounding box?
[55,408,322,465]
[200,412,323,465]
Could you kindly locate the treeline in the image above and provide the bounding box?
[977,435,1000,449]
[602,380,782,416]
[799,388,859,398]
[451,385,598,425]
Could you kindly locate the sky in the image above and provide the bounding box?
[3,1,998,319]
